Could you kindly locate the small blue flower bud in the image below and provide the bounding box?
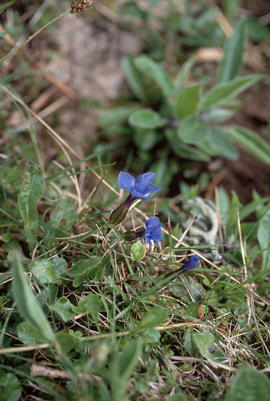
[141,217,162,245]
[182,255,200,272]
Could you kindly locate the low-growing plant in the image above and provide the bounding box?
[99,18,270,186]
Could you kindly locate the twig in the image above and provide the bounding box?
[0,321,203,355]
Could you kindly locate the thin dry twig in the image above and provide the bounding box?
[0,321,203,355]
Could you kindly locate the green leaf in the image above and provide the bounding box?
[51,256,67,278]
[150,158,178,188]
[222,0,242,20]
[227,125,270,164]
[219,187,230,223]
[206,108,234,123]
[30,259,56,285]
[122,56,148,101]
[110,341,142,400]
[133,128,160,151]
[72,293,103,320]
[240,197,269,220]
[0,1,14,14]
[131,242,146,261]
[18,165,44,251]
[68,256,103,287]
[99,105,138,129]
[174,56,195,91]
[183,329,196,353]
[207,127,238,159]
[246,18,270,43]
[52,296,75,322]
[134,55,174,97]
[225,365,270,401]
[257,209,270,271]
[166,393,186,401]
[56,331,77,353]
[11,250,55,343]
[192,332,214,358]
[50,199,77,232]
[201,75,261,109]
[227,191,241,233]
[174,83,202,118]
[0,372,21,401]
[166,128,210,162]
[178,115,207,144]
[129,109,166,129]
[16,321,44,346]
[140,328,160,344]
[136,306,169,331]
[69,257,101,277]
[218,20,246,83]
[29,257,66,285]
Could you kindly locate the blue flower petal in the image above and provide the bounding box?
[118,172,135,191]
[135,172,156,194]
[143,217,162,244]
[145,216,160,228]
[147,185,160,194]
[183,255,200,271]
[129,190,149,200]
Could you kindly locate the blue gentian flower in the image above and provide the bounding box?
[141,217,162,245]
[182,255,200,272]
[109,172,160,226]
[118,172,160,202]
